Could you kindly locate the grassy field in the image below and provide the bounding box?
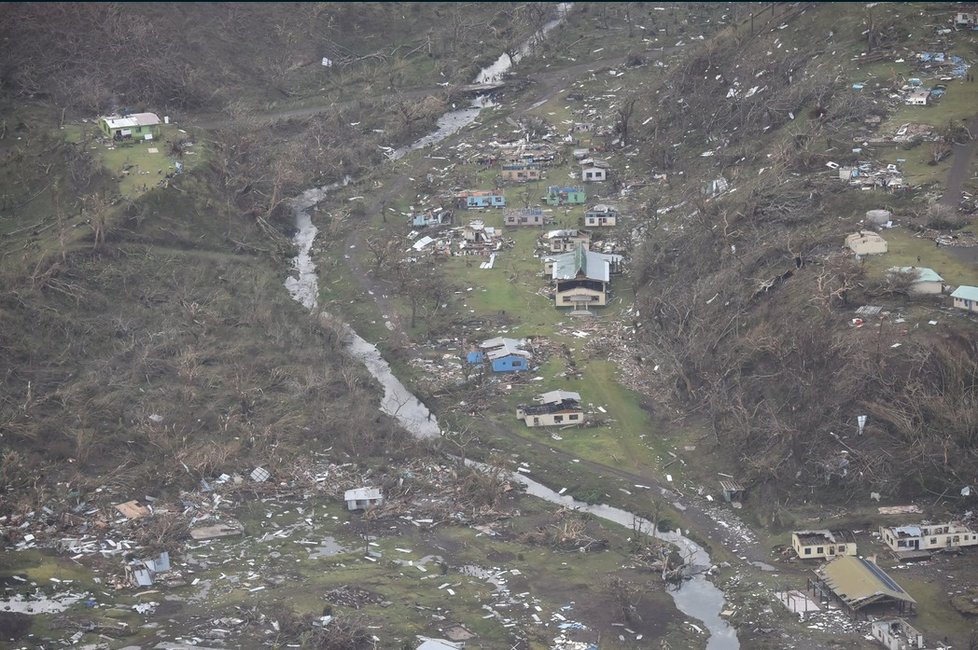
[863,221,978,287]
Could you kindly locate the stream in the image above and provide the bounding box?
[283,4,738,647]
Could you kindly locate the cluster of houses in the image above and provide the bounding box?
[789,519,977,649]
[788,519,975,647]
[842,210,978,314]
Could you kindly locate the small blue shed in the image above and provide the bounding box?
[489,353,529,372]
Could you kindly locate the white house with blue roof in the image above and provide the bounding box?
[951,285,978,313]
[887,266,945,295]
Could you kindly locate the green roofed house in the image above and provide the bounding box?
[98,113,162,142]
[811,556,916,616]
[951,285,978,313]
[887,266,945,295]
[549,242,623,311]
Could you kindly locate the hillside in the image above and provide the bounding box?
[2,3,978,649]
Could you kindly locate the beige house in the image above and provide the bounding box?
[543,228,591,254]
[791,530,857,560]
[951,285,978,313]
[516,390,584,427]
[584,204,618,227]
[551,243,623,310]
[500,164,542,182]
[846,230,888,255]
[880,522,978,554]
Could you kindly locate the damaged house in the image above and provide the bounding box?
[345,487,383,511]
[880,522,978,556]
[412,208,453,228]
[500,162,543,182]
[584,204,618,227]
[543,186,587,206]
[459,220,501,256]
[542,228,592,254]
[846,231,888,255]
[887,267,945,295]
[791,530,858,560]
[467,337,532,373]
[811,556,916,616]
[504,207,546,227]
[549,243,623,310]
[516,390,584,427]
[455,190,505,209]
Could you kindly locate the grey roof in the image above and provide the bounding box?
[479,337,524,350]
[487,342,531,360]
[345,487,382,501]
[101,113,161,128]
[538,390,581,404]
[888,267,944,283]
[552,243,622,282]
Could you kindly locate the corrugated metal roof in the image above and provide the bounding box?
[817,556,915,608]
[552,243,622,282]
[538,390,581,404]
[101,113,161,129]
[951,285,978,301]
[345,487,382,501]
[479,337,524,350]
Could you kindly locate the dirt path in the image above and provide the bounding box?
[940,113,978,206]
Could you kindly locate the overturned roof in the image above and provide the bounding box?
[816,556,915,610]
[552,244,622,282]
[101,113,161,129]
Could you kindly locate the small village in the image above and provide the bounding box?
[3,3,978,650]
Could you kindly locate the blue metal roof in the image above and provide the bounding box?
[951,285,978,301]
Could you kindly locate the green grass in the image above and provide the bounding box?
[60,122,204,199]
[863,222,978,287]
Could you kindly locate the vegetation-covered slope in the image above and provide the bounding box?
[618,2,978,499]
